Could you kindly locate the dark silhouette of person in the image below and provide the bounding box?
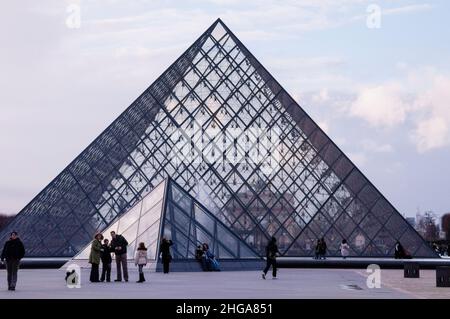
[110,231,129,282]
[1,231,25,291]
[262,237,279,279]
[100,238,112,282]
[319,237,327,259]
[394,241,405,259]
[195,245,205,270]
[159,237,173,273]
[89,233,103,283]
[314,239,321,260]
[195,245,204,261]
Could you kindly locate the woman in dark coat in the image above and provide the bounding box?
[159,237,173,274]
[89,233,103,283]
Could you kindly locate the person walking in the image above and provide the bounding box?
[100,238,112,282]
[134,242,148,283]
[110,231,129,282]
[89,233,103,283]
[340,239,350,259]
[262,237,279,280]
[159,237,173,274]
[1,231,25,291]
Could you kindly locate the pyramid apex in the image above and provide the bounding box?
[210,17,229,30]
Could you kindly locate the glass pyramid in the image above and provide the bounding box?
[0,19,437,258]
[69,178,260,266]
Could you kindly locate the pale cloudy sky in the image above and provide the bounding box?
[0,0,449,218]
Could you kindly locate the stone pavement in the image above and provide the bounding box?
[0,268,418,299]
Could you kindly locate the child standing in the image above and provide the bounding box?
[134,242,148,283]
[100,238,112,282]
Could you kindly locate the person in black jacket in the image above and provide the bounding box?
[100,238,112,282]
[159,237,173,274]
[110,231,129,282]
[1,231,25,291]
[262,237,280,279]
[319,237,327,260]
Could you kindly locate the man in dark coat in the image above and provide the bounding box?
[100,238,112,282]
[262,237,280,279]
[1,231,25,291]
[110,231,129,282]
[159,237,173,274]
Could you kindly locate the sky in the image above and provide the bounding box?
[0,0,449,218]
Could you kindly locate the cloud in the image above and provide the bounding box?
[347,152,367,167]
[361,139,393,153]
[411,74,450,152]
[317,120,330,134]
[347,67,450,153]
[413,117,448,153]
[383,4,433,16]
[349,83,409,128]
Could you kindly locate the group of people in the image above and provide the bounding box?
[88,231,174,283]
[0,229,418,290]
[89,231,130,282]
[195,243,220,271]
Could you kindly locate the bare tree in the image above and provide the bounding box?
[416,211,440,241]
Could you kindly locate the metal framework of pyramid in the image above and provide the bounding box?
[69,178,260,271]
[0,19,437,258]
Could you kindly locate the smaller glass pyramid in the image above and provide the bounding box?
[68,178,260,269]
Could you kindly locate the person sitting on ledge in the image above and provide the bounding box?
[394,241,406,259]
[195,245,205,269]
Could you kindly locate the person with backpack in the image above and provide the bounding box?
[134,242,148,283]
[110,231,129,282]
[262,237,279,279]
[1,231,25,291]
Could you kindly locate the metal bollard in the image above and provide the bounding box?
[404,262,420,278]
[436,266,450,287]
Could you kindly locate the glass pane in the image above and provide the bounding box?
[137,200,163,236]
[173,205,191,235]
[142,181,166,213]
[217,223,238,255]
[194,204,215,233]
[117,204,142,234]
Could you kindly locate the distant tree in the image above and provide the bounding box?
[442,213,450,240]
[0,214,14,232]
[417,211,440,242]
